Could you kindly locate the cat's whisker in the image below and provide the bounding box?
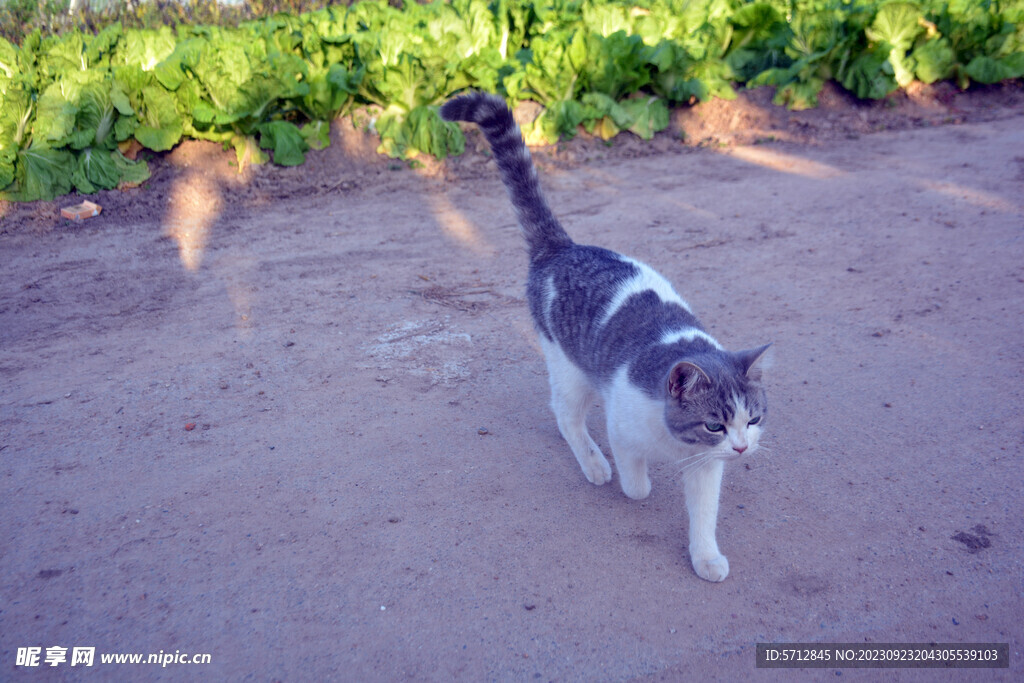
[676,451,721,478]
[672,449,714,466]
[672,458,704,479]
[743,443,777,471]
[680,460,714,479]
[673,451,712,465]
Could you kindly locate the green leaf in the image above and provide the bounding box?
[964,55,1015,84]
[4,147,75,202]
[578,31,651,100]
[0,82,34,152]
[152,38,203,92]
[34,82,78,148]
[303,63,364,120]
[117,27,177,72]
[86,23,123,69]
[689,60,737,101]
[580,92,621,139]
[520,99,586,146]
[0,148,14,191]
[72,146,120,193]
[912,38,954,84]
[376,105,464,159]
[725,2,793,81]
[258,120,309,166]
[773,76,825,110]
[301,120,331,151]
[192,40,252,115]
[38,32,89,81]
[866,2,924,88]
[841,48,898,99]
[579,93,669,141]
[618,97,670,140]
[231,134,269,172]
[866,3,924,52]
[134,85,183,151]
[111,149,150,186]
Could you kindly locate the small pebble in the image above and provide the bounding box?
[478,427,489,435]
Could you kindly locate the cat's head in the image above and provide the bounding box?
[663,345,770,459]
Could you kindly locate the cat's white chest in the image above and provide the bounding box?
[602,366,683,462]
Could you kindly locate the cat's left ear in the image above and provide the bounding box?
[668,361,711,399]
[737,344,772,381]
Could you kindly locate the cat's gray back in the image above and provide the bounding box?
[441,92,723,396]
[529,246,718,396]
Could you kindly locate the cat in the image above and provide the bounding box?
[440,93,769,582]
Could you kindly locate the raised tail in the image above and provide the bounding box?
[440,93,573,260]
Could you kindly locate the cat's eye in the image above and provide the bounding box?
[704,422,725,433]
[748,416,762,426]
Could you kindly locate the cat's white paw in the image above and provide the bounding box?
[691,553,730,582]
[619,472,651,500]
[580,449,613,485]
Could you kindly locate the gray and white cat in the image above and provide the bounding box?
[440,93,769,582]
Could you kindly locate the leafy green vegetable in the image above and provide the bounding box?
[258,120,309,166]
[912,37,955,83]
[580,92,669,140]
[6,146,75,201]
[134,84,183,151]
[72,146,121,193]
[2,0,1023,201]
[865,2,924,87]
[376,105,464,159]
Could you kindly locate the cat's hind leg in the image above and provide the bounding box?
[540,338,612,485]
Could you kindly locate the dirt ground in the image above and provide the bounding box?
[2,82,1023,680]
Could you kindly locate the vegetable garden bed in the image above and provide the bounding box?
[1,0,1022,201]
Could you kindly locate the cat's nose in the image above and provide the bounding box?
[732,444,747,454]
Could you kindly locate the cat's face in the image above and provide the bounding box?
[663,347,769,459]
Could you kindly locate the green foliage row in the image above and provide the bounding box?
[1,0,1022,202]
[0,0,348,46]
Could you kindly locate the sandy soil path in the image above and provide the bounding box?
[2,102,1022,679]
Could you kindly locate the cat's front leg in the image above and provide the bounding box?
[606,421,651,500]
[684,458,729,582]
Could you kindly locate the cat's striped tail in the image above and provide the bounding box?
[440,93,573,260]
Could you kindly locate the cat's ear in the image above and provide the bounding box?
[668,361,711,399]
[737,344,772,381]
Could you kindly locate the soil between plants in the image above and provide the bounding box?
[2,83,1023,679]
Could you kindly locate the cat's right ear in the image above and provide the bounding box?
[668,361,710,399]
[737,343,772,381]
